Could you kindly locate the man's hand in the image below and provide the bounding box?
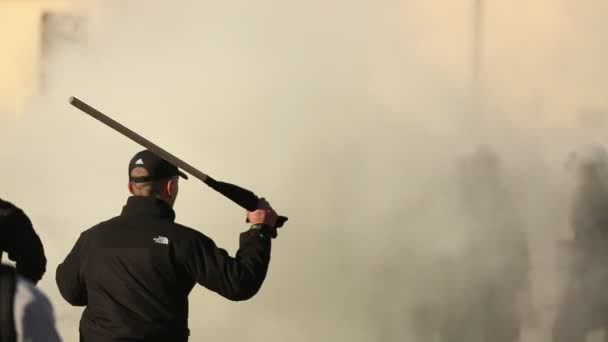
[246,198,279,227]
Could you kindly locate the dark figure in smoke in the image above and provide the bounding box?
[411,147,530,342]
[452,147,530,342]
[553,144,608,342]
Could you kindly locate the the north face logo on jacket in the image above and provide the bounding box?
[153,236,169,245]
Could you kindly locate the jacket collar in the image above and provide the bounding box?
[120,196,176,221]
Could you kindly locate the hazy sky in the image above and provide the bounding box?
[1,0,607,341]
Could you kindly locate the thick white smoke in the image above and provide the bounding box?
[0,0,607,341]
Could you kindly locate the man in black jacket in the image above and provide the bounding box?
[0,199,47,285]
[56,150,278,342]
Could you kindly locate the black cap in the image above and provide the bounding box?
[128,150,188,183]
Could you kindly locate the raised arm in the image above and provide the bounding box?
[182,199,278,301]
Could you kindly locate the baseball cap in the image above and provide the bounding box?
[128,150,189,183]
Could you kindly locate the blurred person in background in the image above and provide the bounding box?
[406,146,530,342]
[553,144,608,342]
[451,146,530,342]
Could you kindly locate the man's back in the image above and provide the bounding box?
[79,206,196,340]
[57,196,273,341]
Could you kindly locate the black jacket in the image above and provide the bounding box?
[56,196,272,342]
[0,199,47,284]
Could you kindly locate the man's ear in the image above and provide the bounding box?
[128,182,134,194]
[166,179,174,196]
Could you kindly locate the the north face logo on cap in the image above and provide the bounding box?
[135,159,144,165]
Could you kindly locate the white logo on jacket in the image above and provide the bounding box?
[153,236,169,245]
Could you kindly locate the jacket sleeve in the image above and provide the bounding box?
[0,201,47,284]
[55,233,88,306]
[181,228,272,301]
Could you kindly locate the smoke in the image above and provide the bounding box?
[1,0,607,341]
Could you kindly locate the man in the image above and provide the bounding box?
[452,147,530,342]
[0,264,62,342]
[0,199,47,284]
[56,150,279,342]
[553,144,608,342]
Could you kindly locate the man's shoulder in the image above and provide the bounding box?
[170,222,212,243]
[80,216,122,236]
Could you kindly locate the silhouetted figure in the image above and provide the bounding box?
[409,147,530,342]
[448,147,529,342]
[553,144,608,342]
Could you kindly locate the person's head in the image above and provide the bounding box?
[456,145,505,211]
[566,144,608,184]
[458,145,502,189]
[127,150,188,207]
